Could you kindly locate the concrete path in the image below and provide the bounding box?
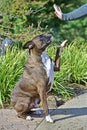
[36,93,87,130]
[0,109,43,130]
[0,93,87,130]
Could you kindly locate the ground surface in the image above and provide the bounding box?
[0,83,87,130]
[0,95,58,130]
[0,109,44,130]
[36,93,87,130]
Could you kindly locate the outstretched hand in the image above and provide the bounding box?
[53,4,62,20]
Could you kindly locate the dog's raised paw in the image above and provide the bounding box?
[26,116,33,121]
[45,115,53,123]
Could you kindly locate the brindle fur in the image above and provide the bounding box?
[11,34,67,119]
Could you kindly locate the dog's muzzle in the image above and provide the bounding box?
[46,34,54,44]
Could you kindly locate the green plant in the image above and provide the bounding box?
[61,41,87,84]
[47,41,87,99]
[0,40,87,107]
[47,44,75,99]
[0,0,87,43]
[0,48,27,107]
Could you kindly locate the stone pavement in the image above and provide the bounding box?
[0,95,56,130]
[0,93,87,130]
[36,93,87,130]
[0,109,44,130]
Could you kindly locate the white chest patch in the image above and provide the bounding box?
[41,52,54,86]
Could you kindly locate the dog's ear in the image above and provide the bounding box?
[23,41,34,50]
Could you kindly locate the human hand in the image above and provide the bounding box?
[53,4,62,20]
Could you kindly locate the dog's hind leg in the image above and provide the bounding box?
[14,97,32,120]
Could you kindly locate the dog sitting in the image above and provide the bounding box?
[11,34,67,123]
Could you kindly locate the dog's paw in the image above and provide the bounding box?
[45,115,53,123]
[60,40,68,48]
[26,116,33,121]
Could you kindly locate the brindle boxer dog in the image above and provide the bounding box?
[11,34,67,123]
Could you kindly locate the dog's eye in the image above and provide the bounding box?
[39,34,43,38]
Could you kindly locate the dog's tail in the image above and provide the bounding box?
[54,40,68,71]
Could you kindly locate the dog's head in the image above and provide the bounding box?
[23,34,53,54]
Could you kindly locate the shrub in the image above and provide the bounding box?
[48,41,87,99]
[0,40,87,107]
[0,48,27,107]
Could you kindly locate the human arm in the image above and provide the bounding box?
[53,4,87,21]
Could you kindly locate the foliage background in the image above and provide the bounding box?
[0,0,87,43]
[0,0,87,107]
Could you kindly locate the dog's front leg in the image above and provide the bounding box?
[54,40,67,71]
[39,88,53,123]
[54,47,61,71]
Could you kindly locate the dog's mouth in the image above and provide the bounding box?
[40,35,53,51]
[46,34,54,44]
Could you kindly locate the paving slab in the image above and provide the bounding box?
[36,93,87,130]
[0,95,57,130]
[1,93,87,130]
[0,109,43,130]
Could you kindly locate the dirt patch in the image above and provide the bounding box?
[70,83,87,95]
